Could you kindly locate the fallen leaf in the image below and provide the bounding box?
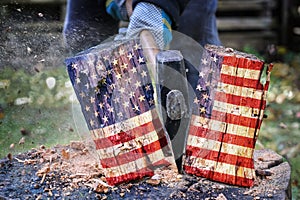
[18,137,25,145]
[61,149,70,160]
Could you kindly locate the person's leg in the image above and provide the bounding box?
[177,0,221,46]
[63,0,118,54]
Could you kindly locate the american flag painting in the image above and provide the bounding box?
[65,40,174,186]
[183,45,273,187]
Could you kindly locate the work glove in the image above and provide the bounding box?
[105,0,129,21]
[126,2,172,50]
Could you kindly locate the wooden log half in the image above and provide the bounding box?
[183,45,273,187]
[65,39,175,186]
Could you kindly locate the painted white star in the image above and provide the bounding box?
[201,58,208,65]
[91,73,97,80]
[85,105,90,112]
[82,69,89,75]
[88,59,94,66]
[117,112,123,118]
[123,101,129,108]
[94,111,99,117]
[110,83,116,90]
[149,99,154,106]
[103,55,109,61]
[131,67,137,74]
[138,95,146,102]
[202,93,209,100]
[102,116,109,123]
[194,97,200,104]
[119,87,125,93]
[212,55,218,63]
[129,92,135,98]
[200,107,206,114]
[119,48,125,55]
[126,77,132,84]
[90,119,95,127]
[113,58,118,66]
[115,73,122,80]
[90,97,95,103]
[79,92,85,98]
[135,81,141,88]
[96,63,104,71]
[127,53,134,60]
[98,103,104,109]
[199,71,205,77]
[121,63,128,69]
[76,78,81,84]
[133,104,140,112]
[134,43,140,50]
[196,84,202,91]
[138,57,144,64]
[113,97,120,103]
[108,107,114,113]
[141,70,147,77]
[72,63,78,69]
[145,85,151,91]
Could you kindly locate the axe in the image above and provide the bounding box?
[140,30,190,173]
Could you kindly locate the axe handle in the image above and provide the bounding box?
[140,30,160,76]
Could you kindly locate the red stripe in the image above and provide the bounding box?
[223,56,264,71]
[183,165,254,187]
[105,159,171,186]
[188,125,256,148]
[214,91,266,110]
[106,167,154,186]
[220,74,264,90]
[185,145,254,168]
[101,132,168,168]
[94,117,162,149]
[210,110,263,130]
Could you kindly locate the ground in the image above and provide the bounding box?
[0,141,291,199]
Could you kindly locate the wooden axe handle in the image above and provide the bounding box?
[140,30,160,76]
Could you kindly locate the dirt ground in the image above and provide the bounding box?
[0,141,290,200]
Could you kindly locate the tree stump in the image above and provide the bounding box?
[0,145,291,199]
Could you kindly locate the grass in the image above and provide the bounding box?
[0,104,79,158]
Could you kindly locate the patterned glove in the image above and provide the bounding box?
[126,2,172,50]
[105,0,128,21]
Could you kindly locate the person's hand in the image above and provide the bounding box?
[126,2,172,50]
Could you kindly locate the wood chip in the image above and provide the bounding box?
[70,141,85,151]
[146,179,161,186]
[216,193,227,200]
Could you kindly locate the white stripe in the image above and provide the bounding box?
[187,135,254,158]
[185,155,255,179]
[221,64,261,80]
[95,129,163,159]
[190,115,259,139]
[213,100,265,120]
[216,82,267,100]
[90,109,159,139]
[104,146,173,178]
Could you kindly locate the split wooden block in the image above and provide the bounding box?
[65,40,175,186]
[183,45,273,187]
